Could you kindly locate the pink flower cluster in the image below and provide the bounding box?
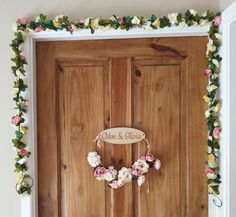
[19,148,29,157]
[35,25,43,32]
[116,16,123,26]
[213,127,221,139]
[94,166,117,182]
[11,115,21,126]
[94,166,106,178]
[205,165,216,179]
[214,16,221,27]
[88,151,161,188]
[205,69,212,77]
[131,154,161,186]
[19,17,29,25]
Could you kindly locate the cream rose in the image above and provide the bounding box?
[189,9,197,16]
[131,16,141,25]
[168,13,178,25]
[118,167,132,184]
[87,151,101,167]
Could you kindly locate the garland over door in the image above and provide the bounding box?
[36,37,208,217]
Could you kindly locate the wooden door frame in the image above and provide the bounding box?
[21,24,231,217]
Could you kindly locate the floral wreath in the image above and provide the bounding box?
[87,135,161,188]
[11,9,222,206]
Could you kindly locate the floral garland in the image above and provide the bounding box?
[87,151,161,188]
[11,10,222,199]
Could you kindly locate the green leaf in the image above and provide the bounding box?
[149,14,157,23]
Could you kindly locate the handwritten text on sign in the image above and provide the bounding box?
[99,127,145,144]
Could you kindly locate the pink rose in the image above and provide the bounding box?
[205,69,212,77]
[117,16,123,26]
[205,165,213,174]
[19,17,29,25]
[20,53,26,61]
[214,16,221,27]
[19,149,29,157]
[67,25,74,33]
[213,127,221,139]
[145,153,155,162]
[109,180,119,189]
[94,166,106,177]
[137,175,145,186]
[12,116,21,126]
[154,159,161,170]
[35,25,43,32]
[132,166,142,176]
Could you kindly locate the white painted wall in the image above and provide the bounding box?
[0,0,234,216]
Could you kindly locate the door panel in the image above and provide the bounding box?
[37,37,208,217]
[58,60,108,217]
[133,62,183,217]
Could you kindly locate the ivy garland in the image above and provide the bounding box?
[11,10,222,201]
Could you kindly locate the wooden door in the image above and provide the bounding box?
[36,37,208,217]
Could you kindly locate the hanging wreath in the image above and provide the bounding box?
[11,10,222,204]
[87,130,161,188]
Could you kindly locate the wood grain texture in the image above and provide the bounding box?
[37,42,59,217]
[132,58,184,217]
[105,58,133,217]
[58,59,108,217]
[37,37,208,217]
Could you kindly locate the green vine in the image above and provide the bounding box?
[11,10,222,201]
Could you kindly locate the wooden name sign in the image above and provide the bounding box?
[99,127,145,144]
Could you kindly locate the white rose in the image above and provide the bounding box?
[202,12,207,17]
[144,22,153,31]
[109,16,116,22]
[133,159,149,174]
[137,175,145,186]
[154,159,161,170]
[200,19,208,26]
[103,173,113,181]
[71,24,78,32]
[18,156,28,165]
[215,33,222,41]
[117,178,125,187]
[168,13,178,25]
[12,23,18,32]
[205,110,210,118]
[13,87,19,96]
[101,25,111,32]
[207,39,216,53]
[55,15,65,21]
[214,121,220,127]
[104,166,117,181]
[207,173,217,180]
[131,16,141,25]
[118,167,132,184]
[214,103,221,113]
[15,68,24,77]
[35,16,41,22]
[91,18,100,30]
[207,84,218,92]
[189,9,197,16]
[212,59,220,68]
[87,152,101,167]
[178,21,186,29]
[84,17,91,27]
